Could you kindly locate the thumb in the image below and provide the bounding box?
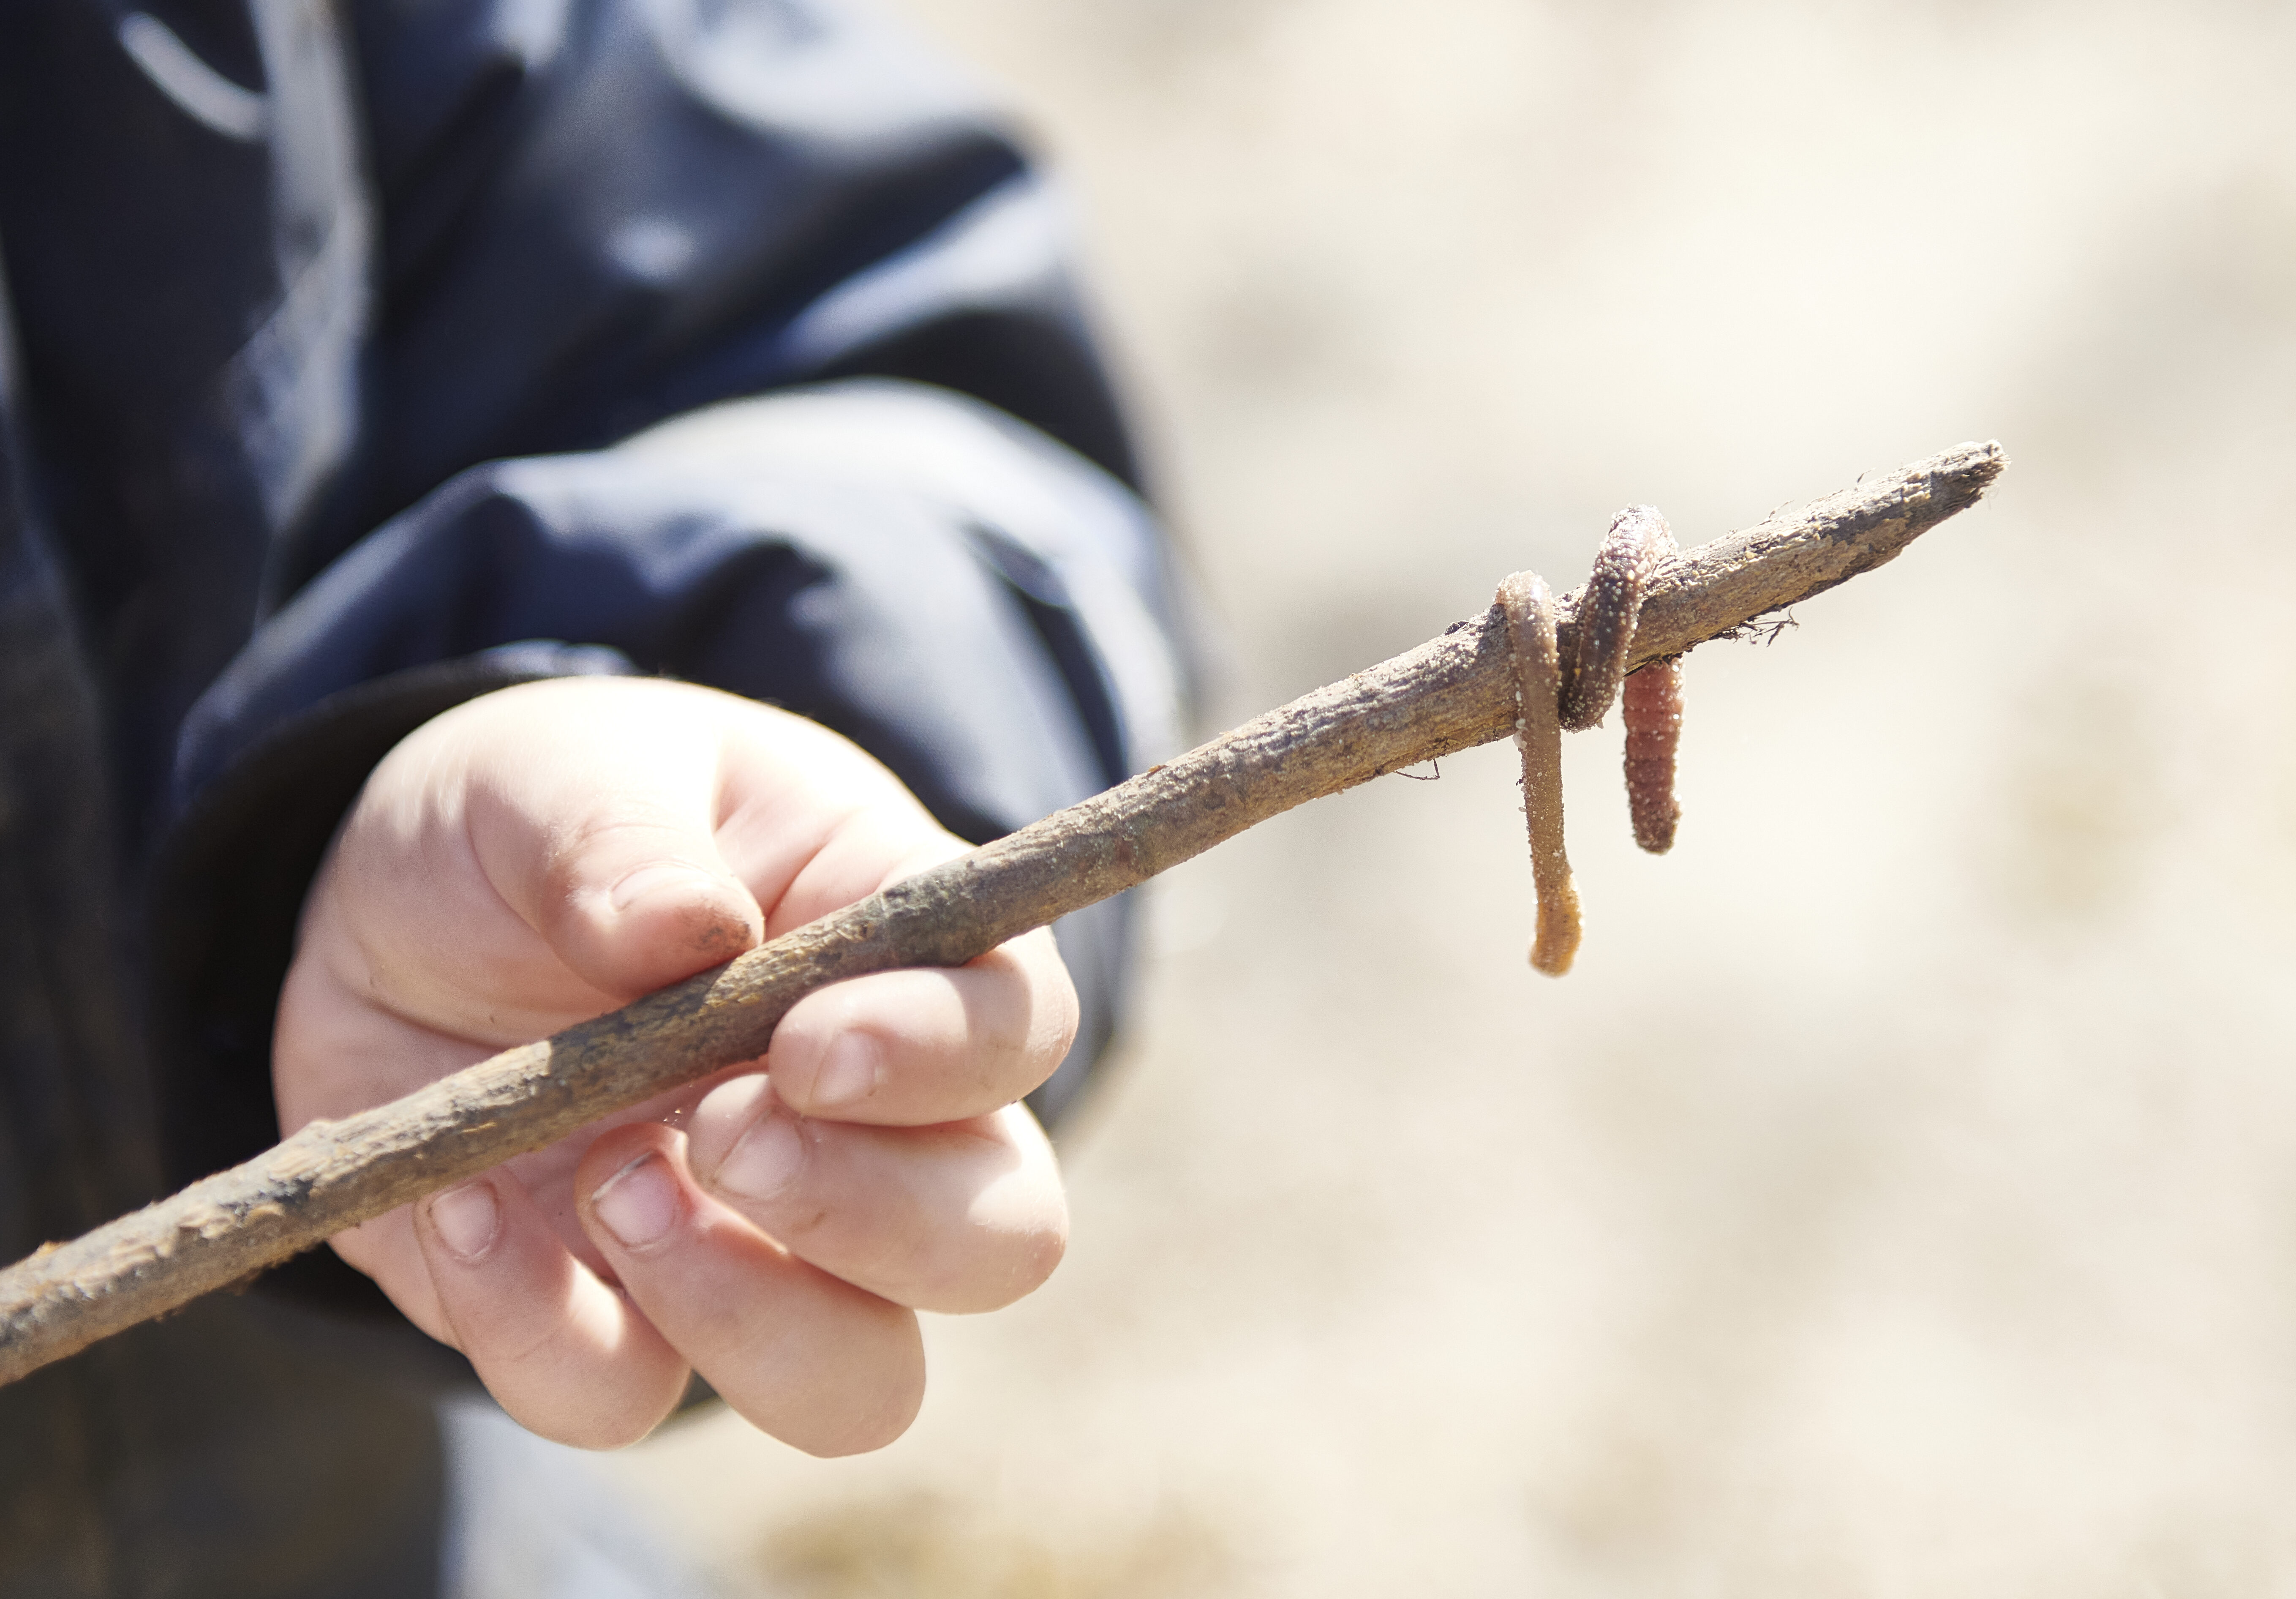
[556,839,763,999]
[462,699,765,1002]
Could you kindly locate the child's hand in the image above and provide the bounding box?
[274,678,1078,1454]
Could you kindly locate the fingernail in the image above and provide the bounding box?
[429,1182,500,1261]
[610,861,723,912]
[812,1033,882,1110]
[590,1154,679,1247]
[712,1111,806,1200]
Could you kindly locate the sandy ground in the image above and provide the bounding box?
[600,2,2296,1592]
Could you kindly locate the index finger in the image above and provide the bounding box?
[765,927,1077,1126]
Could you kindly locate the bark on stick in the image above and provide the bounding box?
[0,441,2005,1387]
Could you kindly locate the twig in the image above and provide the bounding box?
[0,441,2005,1386]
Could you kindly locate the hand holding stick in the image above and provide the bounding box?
[0,441,2005,1387]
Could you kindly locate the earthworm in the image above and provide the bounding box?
[1621,657,1683,854]
[1594,505,1684,854]
[1496,568,1580,976]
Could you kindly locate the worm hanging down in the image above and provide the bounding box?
[1622,658,1684,853]
[1604,505,1686,854]
[1496,569,1580,976]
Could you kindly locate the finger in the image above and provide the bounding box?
[575,1124,925,1457]
[413,1168,692,1449]
[765,928,1078,1125]
[750,808,964,939]
[686,1076,1065,1312]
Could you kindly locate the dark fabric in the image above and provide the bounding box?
[0,251,453,1597]
[0,2,1181,1592]
[0,1300,452,1599]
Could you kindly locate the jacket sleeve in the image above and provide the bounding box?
[293,0,1146,591]
[151,0,1195,1241]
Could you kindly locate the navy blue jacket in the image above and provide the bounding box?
[0,2,1187,1590]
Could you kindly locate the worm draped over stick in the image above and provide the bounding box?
[0,441,2006,1387]
[1500,501,1683,976]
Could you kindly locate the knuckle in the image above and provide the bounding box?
[489,1312,575,1375]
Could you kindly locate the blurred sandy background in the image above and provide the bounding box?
[605,2,2296,1592]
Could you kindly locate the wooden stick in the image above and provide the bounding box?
[0,441,2005,1386]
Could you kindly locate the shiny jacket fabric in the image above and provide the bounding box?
[0,2,1185,1591]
